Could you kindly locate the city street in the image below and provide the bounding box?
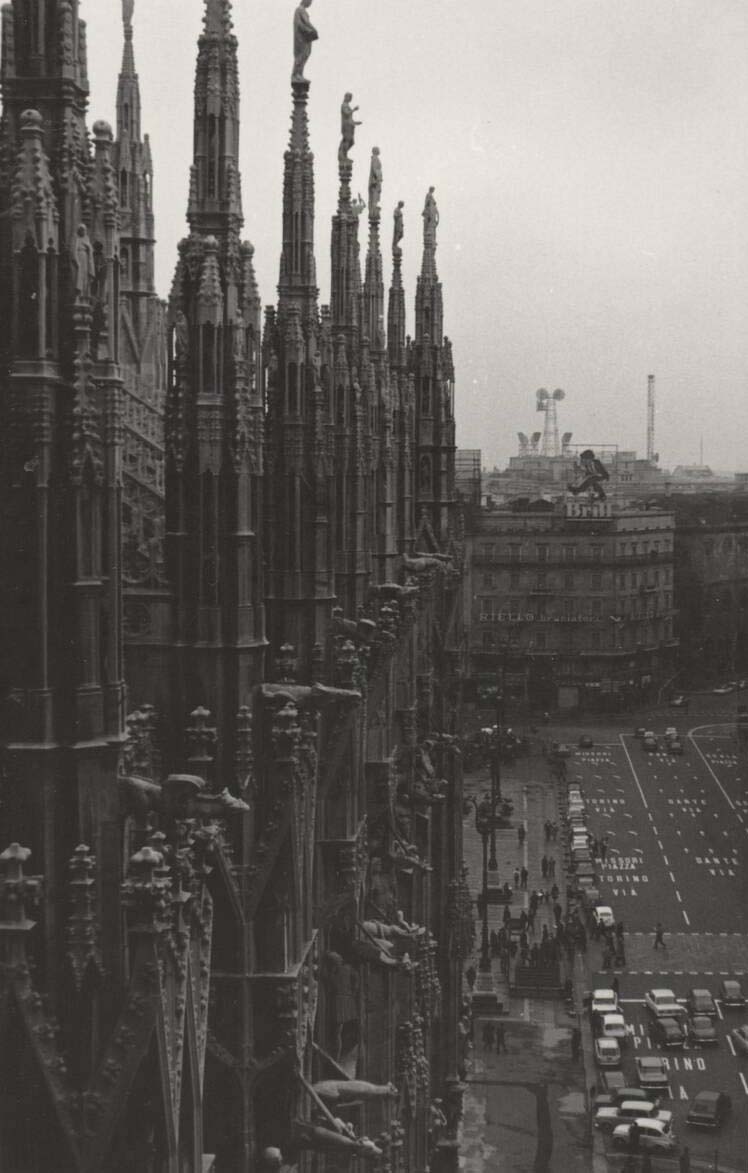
[564,696,748,1169]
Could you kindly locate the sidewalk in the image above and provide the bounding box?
[459,756,596,1173]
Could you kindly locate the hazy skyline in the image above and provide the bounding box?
[83,0,748,471]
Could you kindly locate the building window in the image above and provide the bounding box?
[564,598,574,618]
[618,573,625,589]
[509,570,520,589]
[591,572,602,590]
[590,631,601,650]
[535,632,546,651]
[591,545,603,561]
[482,573,495,588]
[537,544,549,562]
[564,572,574,589]
[563,545,576,562]
[592,598,602,616]
[481,543,494,558]
[482,632,495,651]
[509,544,521,563]
[535,573,547,591]
[536,599,547,619]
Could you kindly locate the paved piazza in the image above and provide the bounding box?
[565,696,748,1170]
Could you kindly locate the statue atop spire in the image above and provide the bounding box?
[293,0,318,83]
[423,186,439,248]
[123,0,134,27]
[393,200,404,256]
[368,147,382,219]
[339,93,361,164]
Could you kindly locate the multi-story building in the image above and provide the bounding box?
[465,497,678,710]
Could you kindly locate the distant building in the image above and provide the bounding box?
[465,497,677,710]
[455,448,482,506]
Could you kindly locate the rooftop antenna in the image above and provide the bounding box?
[536,387,565,457]
[646,374,656,463]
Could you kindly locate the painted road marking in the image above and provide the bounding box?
[716,1001,724,1021]
[741,1072,748,1097]
[688,727,736,810]
[682,910,690,926]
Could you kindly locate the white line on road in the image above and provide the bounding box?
[663,855,669,866]
[682,910,690,926]
[668,872,676,883]
[717,1001,725,1021]
[619,734,649,809]
[688,727,736,810]
[726,1033,735,1053]
[675,890,682,902]
[740,1072,748,1098]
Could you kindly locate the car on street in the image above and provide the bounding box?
[713,683,735,694]
[550,742,572,758]
[600,1069,626,1094]
[592,904,615,929]
[718,979,745,1007]
[642,733,658,752]
[635,1056,669,1088]
[645,988,686,1019]
[593,1106,622,1132]
[596,1013,627,1045]
[687,1015,718,1046]
[634,726,647,738]
[669,694,689,708]
[612,1087,661,1110]
[649,1016,685,1048]
[729,1025,748,1055]
[591,988,618,1015]
[611,1119,676,1154]
[578,734,594,748]
[664,726,677,741]
[687,988,717,1017]
[594,1038,621,1067]
[686,1090,732,1128]
[667,739,684,754]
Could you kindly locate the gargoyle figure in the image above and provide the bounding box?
[311,1080,398,1103]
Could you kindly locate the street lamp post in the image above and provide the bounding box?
[474,798,492,972]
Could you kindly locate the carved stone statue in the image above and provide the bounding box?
[339,92,361,163]
[351,192,366,217]
[73,223,95,299]
[292,0,318,82]
[122,0,134,25]
[423,186,439,246]
[393,200,404,252]
[368,147,382,217]
[174,311,189,365]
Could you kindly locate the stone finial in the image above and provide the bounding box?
[234,705,254,793]
[121,847,172,933]
[185,706,217,777]
[271,701,301,762]
[275,642,298,683]
[0,843,42,973]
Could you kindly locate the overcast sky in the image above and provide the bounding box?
[84,0,748,472]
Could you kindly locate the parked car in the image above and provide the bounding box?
[719,979,745,1007]
[643,733,658,752]
[713,684,735,695]
[634,726,647,738]
[669,694,689,708]
[664,726,677,741]
[635,1056,669,1088]
[730,1025,748,1055]
[649,1016,685,1048]
[688,1015,718,1046]
[686,1090,732,1128]
[687,988,717,1017]
[601,1069,627,1094]
[645,989,686,1019]
[591,990,619,1018]
[611,1119,676,1154]
[578,734,594,748]
[612,1087,661,1110]
[668,739,684,755]
[594,1038,621,1068]
[596,1013,627,1045]
[593,1106,622,1133]
[550,742,572,759]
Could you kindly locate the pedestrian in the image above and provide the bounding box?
[578,927,587,954]
[611,975,620,999]
[519,909,528,932]
[628,1120,640,1151]
[520,865,528,890]
[550,883,559,903]
[527,908,536,934]
[518,824,526,847]
[571,1026,581,1060]
[503,903,511,927]
[465,964,476,991]
[544,819,551,842]
[590,835,598,860]
[551,821,558,841]
[599,837,608,862]
[513,867,520,889]
[548,856,556,878]
[553,901,562,925]
[653,922,666,950]
[541,854,548,878]
[482,1020,495,1050]
[495,1022,506,1055]
[679,1145,691,1173]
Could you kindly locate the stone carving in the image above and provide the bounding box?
[368,147,382,217]
[73,223,95,299]
[174,310,189,365]
[292,0,318,82]
[122,0,134,25]
[393,200,404,253]
[339,93,361,163]
[312,1080,398,1103]
[423,186,439,246]
[351,192,366,217]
